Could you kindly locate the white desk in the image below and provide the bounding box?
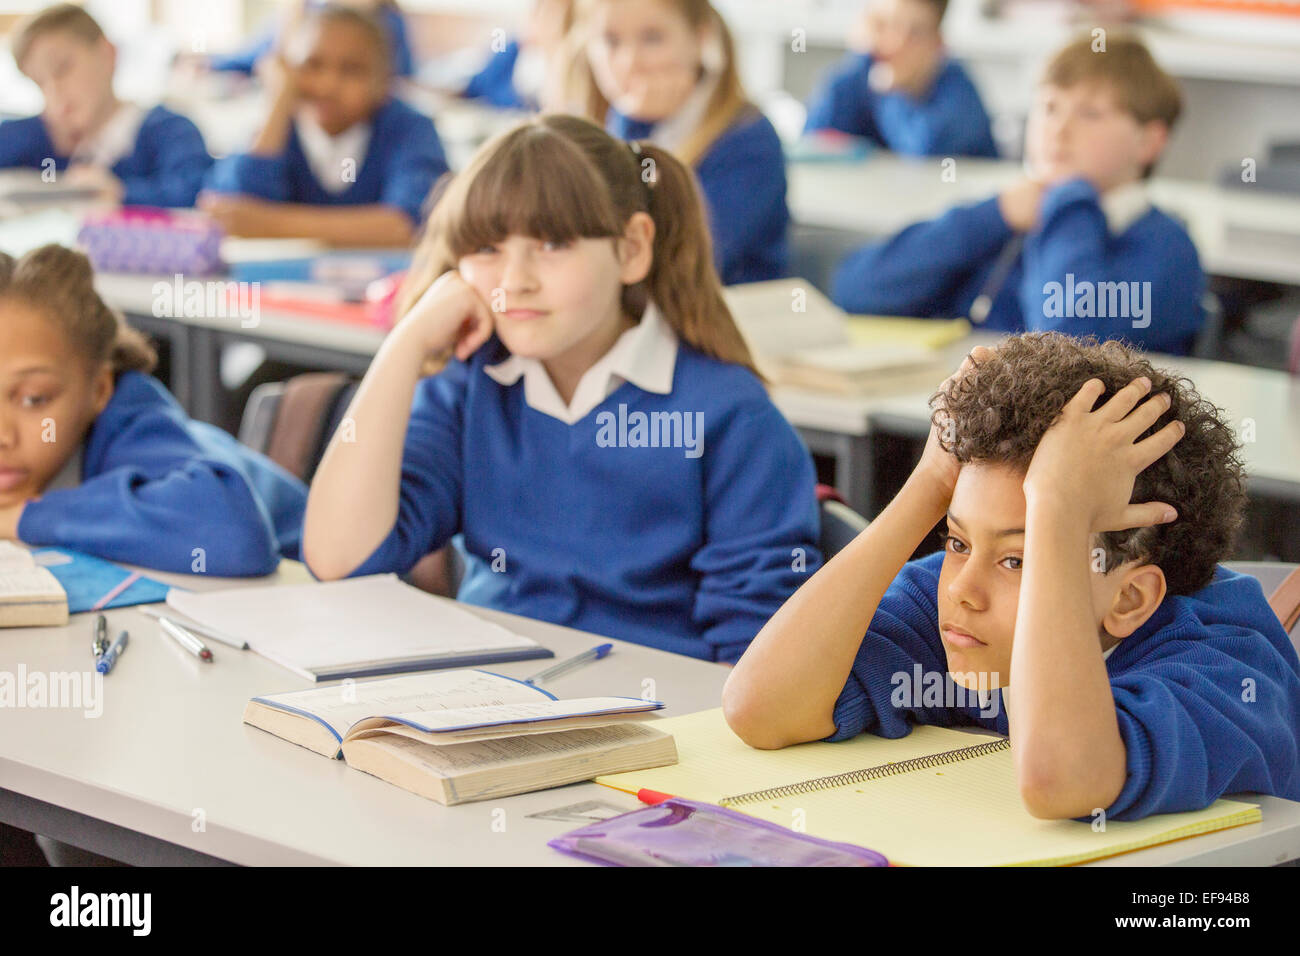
[3,561,1298,866]
[788,155,1300,287]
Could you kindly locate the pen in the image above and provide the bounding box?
[91,613,109,658]
[968,234,1026,324]
[523,643,614,686]
[159,616,214,663]
[96,629,129,675]
[138,606,247,649]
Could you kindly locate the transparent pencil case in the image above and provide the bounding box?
[549,797,889,867]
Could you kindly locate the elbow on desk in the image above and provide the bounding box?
[721,679,805,751]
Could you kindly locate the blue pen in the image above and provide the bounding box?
[96,629,129,675]
[524,644,614,686]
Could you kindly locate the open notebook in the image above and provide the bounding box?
[245,670,677,805]
[167,574,552,681]
[597,709,1262,867]
[722,278,969,395]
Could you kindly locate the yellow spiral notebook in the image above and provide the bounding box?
[596,709,1262,866]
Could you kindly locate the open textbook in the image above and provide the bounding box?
[723,278,968,395]
[0,542,68,627]
[245,669,677,805]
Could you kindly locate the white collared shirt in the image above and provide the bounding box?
[70,102,146,169]
[296,113,372,195]
[1100,181,1151,235]
[989,642,1121,721]
[483,303,679,425]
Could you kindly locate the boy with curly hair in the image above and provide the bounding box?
[724,332,1300,821]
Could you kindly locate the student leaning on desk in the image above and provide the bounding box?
[831,32,1205,355]
[0,245,307,576]
[724,333,1300,822]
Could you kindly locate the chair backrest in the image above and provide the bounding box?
[1289,312,1300,376]
[820,496,868,560]
[1224,561,1300,652]
[1192,291,1225,360]
[237,372,357,483]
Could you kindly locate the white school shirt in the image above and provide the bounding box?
[1100,181,1151,236]
[987,642,1121,720]
[295,113,372,195]
[70,102,146,169]
[482,303,678,425]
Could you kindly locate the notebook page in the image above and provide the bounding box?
[168,575,537,672]
[732,748,1260,867]
[596,709,1260,866]
[597,708,995,802]
[254,670,549,739]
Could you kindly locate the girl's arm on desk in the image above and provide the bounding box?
[197,194,415,247]
[303,272,493,580]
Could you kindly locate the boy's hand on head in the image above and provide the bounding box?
[848,8,878,55]
[998,178,1046,233]
[255,53,299,104]
[1023,376,1185,534]
[916,345,993,502]
[393,270,495,364]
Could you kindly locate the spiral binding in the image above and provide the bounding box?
[717,737,1011,807]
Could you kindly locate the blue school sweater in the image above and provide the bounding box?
[17,372,307,577]
[208,4,415,78]
[336,339,822,663]
[608,108,790,286]
[0,106,212,208]
[204,97,447,226]
[804,53,997,158]
[827,551,1300,821]
[463,38,530,110]
[831,178,1206,354]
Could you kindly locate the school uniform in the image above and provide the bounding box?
[831,178,1206,354]
[607,90,791,286]
[804,53,998,158]
[339,305,822,663]
[826,550,1300,821]
[204,97,448,227]
[0,104,212,208]
[17,372,307,577]
[208,3,415,78]
[463,38,531,110]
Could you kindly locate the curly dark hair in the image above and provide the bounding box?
[930,332,1246,595]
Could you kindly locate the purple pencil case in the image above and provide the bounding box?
[549,797,889,867]
[78,206,224,276]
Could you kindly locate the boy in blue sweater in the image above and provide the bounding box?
[832,33,1205,355]
[0,245,306,576]
[201,4,447,245]
[804,0,996,158]
[0,4,212,208]
[725,333,1300,821]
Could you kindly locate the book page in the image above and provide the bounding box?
[0,542,38,572]
[0,567,66,603]
[364,723,669,776]
[254,670,549,739]
[723,278,850,358]
[375,697,662,734]
[168,574,538,673]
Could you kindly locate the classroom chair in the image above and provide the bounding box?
[1224,561,1300,651]
[817,485,868,559]
[1192,292,1226,360]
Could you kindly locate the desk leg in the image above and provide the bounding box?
[795,427,875,518]
[187,326,225,426]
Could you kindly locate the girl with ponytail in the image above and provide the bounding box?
[568,0,791,285]
[0,245,306,575]
[305,114,820,663]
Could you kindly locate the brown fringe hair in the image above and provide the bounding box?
[0,245,157,375]
[397,113,759,378]
[567,0,753,168]
[11,3,106,70]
